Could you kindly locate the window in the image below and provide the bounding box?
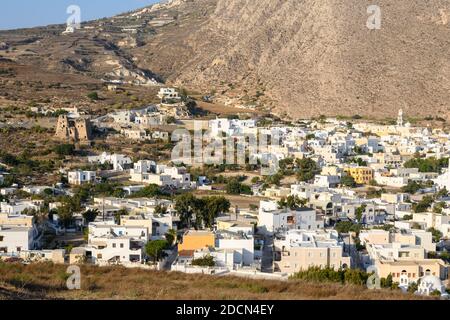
[113,243,116,248]
[120,243,124,248]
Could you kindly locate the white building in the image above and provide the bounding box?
[434,162,450,191]
[21,186,53,195]
[157,88,181,101]
[258,201,323,235]
[130,161,191,189]
[88,152,132,171]
[86,222,149,265]
[209,118,257,137]
[215,230,254,266]
[313,175,341,188]
[273,229,350,274]
[0,200,43,215]
[0,225,41,254]
[0,213,41,255]
[68,170,96,185]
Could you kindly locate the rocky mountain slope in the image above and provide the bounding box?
[1,0,449,119]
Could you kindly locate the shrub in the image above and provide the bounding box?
[290,267,370,286]
[191,255,215,267]
[87,91,99,101]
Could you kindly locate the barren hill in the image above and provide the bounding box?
[0,263,428,300]
[1,0,449,119]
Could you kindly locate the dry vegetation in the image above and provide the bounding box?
[0,262,430,300]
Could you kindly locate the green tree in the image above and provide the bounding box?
[335,221,362,235]
[82,209,99,224]
[226,178,251,195]
[174,193,197,228]
[427,227,443,242]
[295,158,319,182]
[407,282,418,293]
[404,157,448,173]
[166,116,177,124]
[403,214,413,221]
[203,196,231,227]
[290,267,370,286]
[251,176,261,184]
[191,255,215,267]
[341,175,356,188]
[413,196,434,213]
[57,203,75,228]
[278,195,307,210]
[433,202,446,214]
[430,289,442,296]
[133,184,162,198]
[402,181,422,194]
[114,208,128,225]
[87,91,99,101]
[154,204,168,216]
[165,229,177,246]
[380,274,393,288]
[355,205,367,223]
[54,144,75,157]
[145,240,169,263]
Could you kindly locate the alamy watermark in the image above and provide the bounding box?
[66,265,81,290]
[65,5,81,33]
[366,265,381,290]
[367,5,382,30]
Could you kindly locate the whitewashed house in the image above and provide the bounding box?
[88,152,132,171]
[86,222,149,265]
[68,170,96,185]
[258,200,323,235]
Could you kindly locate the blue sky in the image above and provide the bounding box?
[0,0,159,30]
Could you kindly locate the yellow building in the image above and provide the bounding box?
[276,245,351,274]
[178,230,215,252]
[376,259,447,283]
[344,167,374,185]
[0,213,34,227]
[264,187,291,200]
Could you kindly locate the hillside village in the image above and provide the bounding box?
[1,88,450,299]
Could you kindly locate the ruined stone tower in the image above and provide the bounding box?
[55,115,92,142]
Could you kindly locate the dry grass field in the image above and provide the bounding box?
[0,263,430,300]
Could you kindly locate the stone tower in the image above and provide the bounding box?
[55,115,71,140]
[55,115,92,142]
